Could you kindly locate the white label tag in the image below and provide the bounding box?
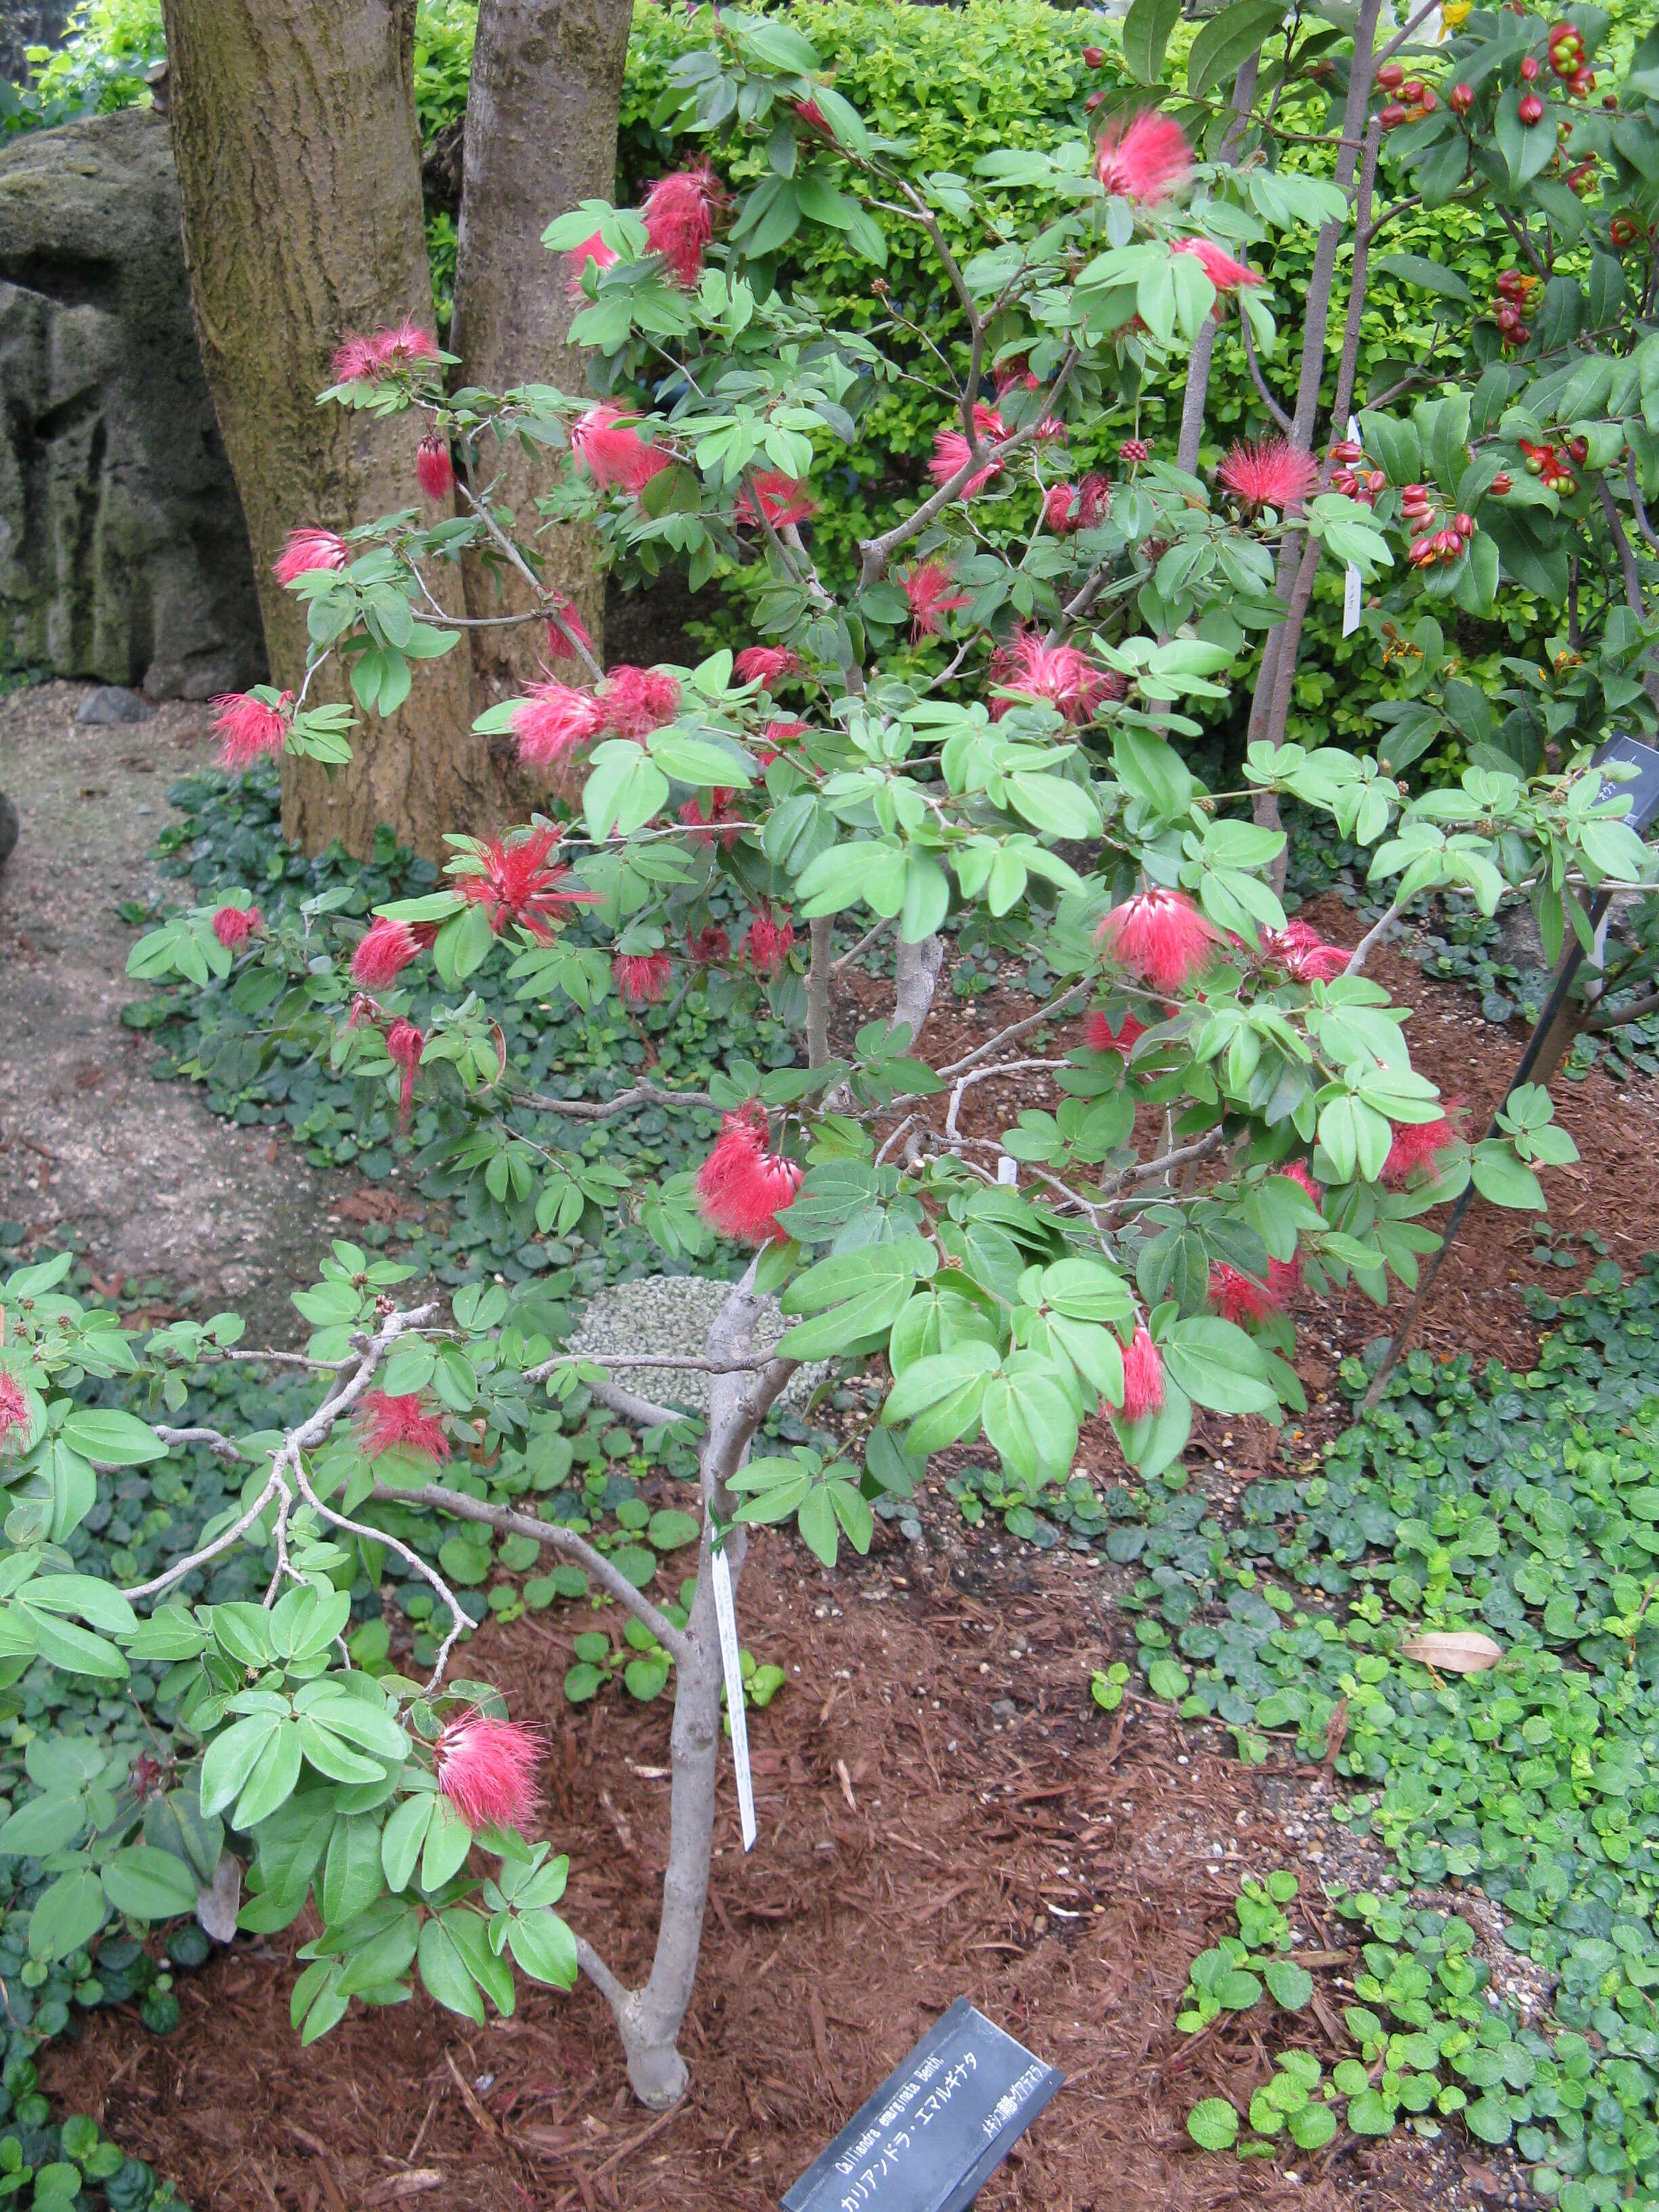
[1343,416,1364,638]
[710,1544,756,1853]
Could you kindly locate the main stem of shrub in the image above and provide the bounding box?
[574,1265,796,2106]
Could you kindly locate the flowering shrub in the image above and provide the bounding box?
[3,3,1656,2122]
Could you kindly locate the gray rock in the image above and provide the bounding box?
[0,108,265,700]
[566,1274,830,1417]
[76,683,155,724]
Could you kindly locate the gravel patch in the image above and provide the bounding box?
[567,1273,830,1416]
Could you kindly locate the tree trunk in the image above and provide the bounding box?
[161,0,484,860]
[451,0,631,715]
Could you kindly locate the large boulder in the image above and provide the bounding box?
[0,106,265,698]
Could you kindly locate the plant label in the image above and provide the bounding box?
[1342,415,1362,637]
[781,1996,1062,2212]
[710,1542,756,1851]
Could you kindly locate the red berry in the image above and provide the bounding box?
[1450,82,1474,112]
[1568,435,1588,465]
[1082,45,1105,66]
[1603,94,1619,108]
[1380,102,1408,128]
[1402,77,1425,100]
[1376,61,1405,89]
[1520,54,1540,79]
[1419,87,1439,111]
[1490,472,1512,495]
[1519,91,1544,123]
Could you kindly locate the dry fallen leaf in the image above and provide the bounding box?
[1399,1629,1503,1675]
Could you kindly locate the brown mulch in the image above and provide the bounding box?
[40,914,1659,2211]
[45,1536,1414,2212]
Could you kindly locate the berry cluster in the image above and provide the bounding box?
[1492,266,1538,346]
[1547,18,1595,98]
[1328,437,1385,506]
[1376,62,1439,129]
[1519,436,1583,493]
[1400,482,1475,569]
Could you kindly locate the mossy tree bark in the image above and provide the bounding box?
[451,0,631,713]
[161,0,485,860]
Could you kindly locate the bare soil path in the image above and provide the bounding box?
[0,679,331,1339]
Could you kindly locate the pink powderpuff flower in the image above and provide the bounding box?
[385,1019,424,1128]
[570,403,672,495]
[1077,474,1112,528]
[598,665,681,740]
[1096,110,1193,204]
[757,718,808,768]
[512,682,604,769]
[1044,483,1082,533]
[348,992,386,1031]
[697,1106,802,1245]
[1209,1263,1279,1325]
[992,635,1117,725]
[434,1714,546,1834]
[356,1388,450,1463]
[745,905,795,980]
[1120,1326,1165,1420]
[211,690,293,770]
[1264,918,1351,982]
[211,905,262,951]
[734,470,818,530]
[459,827,598,942]
[687,923,731,965]
[1096,888,1218,994]
[902,560,971,641]
[0,1373,29,1449]
[735,645,802,689]
[992,355,1040,396]
[614,951,674,1007]
[1218,438,1321,513]
[1172,237,1263,293]
[352,916,436,989]
[272,528,349,586]
[416,432,455,501]
[680,789,741,848]
[1277,1158,1323,1206]
[1381,1110,1460,1188]
[565,227,619,298]
[1084,1008,1146,1055]
[642,164,722,286]
[929,403,1006,498]
[547,599,595,661]
[332,321,440,382]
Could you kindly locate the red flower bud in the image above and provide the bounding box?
[1086,89,1105,110]
[1519,54,1540,79]
[1376,61,1405,89]
[1456,512,1475,537]
[1380,102,1408,128]
[1082,44,1105,66]
[1519,91,1544,123]
[1490,472,1511,495]
[1450,82,1475,112]
[1419,86,1439,111]
[1571,69,1593,95]
[1568,435,1589,465]
[1401,77,1424,100]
